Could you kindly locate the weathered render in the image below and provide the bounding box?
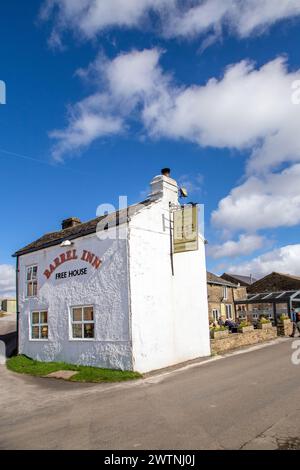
[18,232,133,370]
[15,172,210,373]
[130,176,210,372]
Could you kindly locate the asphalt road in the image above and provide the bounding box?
[0,338,300,450]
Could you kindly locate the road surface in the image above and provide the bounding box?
[0,338,300,450]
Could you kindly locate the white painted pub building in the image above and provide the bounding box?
[14,171,210,373]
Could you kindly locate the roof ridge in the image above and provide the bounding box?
[13,199,152,257]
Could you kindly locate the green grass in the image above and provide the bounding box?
[6,355,142,383]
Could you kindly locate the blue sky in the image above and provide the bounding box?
[2,0,300,296]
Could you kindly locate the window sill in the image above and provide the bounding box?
[68,338,96,342]
[29,339,49,342]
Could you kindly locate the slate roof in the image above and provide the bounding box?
[235,290,300,304]
[206,272,237,288]
[221,273,258,286]
[273,272,300,281]
[247,271,300,293]
[14,199,152,257]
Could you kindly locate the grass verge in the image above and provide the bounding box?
[6,355,142,383]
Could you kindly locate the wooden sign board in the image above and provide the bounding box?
[173,205,199,253]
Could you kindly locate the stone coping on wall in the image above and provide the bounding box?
[277,319,293,337]
[211,327,278,355]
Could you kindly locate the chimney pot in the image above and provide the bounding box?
[62,217,81,230]
[161,168,171,177]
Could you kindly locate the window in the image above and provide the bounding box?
[31,311,48,340]
[71,306,94,339]
[26,265,38,297]
[225,304,232,319]
[223,286,228,300]
[212,309,220,322]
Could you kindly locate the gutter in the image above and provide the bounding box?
[126,216,134,371]
[207,281,237,288]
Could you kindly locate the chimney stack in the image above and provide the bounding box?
[61,217,81,230]
[150,168,178,204]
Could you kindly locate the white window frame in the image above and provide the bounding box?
[212,309,220,322]
[26,265,38,298]
[69,305,95,341]
[225,304,233,319]
[223,286,228,300]
[30,310,48,341]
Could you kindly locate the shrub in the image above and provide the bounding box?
[259,317,271,324]
[210,326,229,332]
[279,314,290,322]
[238,321,252,329]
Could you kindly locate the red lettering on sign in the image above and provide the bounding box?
[43,249,102,279]
[92,257,102,269]
[44,269,51,279]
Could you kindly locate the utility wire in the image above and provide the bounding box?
[0,148,95,177]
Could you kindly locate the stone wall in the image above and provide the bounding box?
[211,327,277,354]
[233,286,248,301]
[277,320,293,337]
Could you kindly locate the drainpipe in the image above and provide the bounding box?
[15,255,20,355]
[287,300,291,320]
[232,287,237,321]
[273,302,277,326]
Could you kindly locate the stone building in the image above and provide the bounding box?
[13,170,211,373]
[206,272,247,323]
[247,272,300,293]
[235,272,300,322]
[221,273,257,287]
[1,298,16,314]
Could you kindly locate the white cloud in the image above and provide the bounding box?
[232,0,300,38]
[40,0,174,45]
[51,50,300,168]
[0,265,15,299]
[50,48,170,159]
[164,0,229,39]
[50,93,124,160]
[41,0,300,45]
[226,244,300,278]
[148,56,300,175]
[207,234,265,259]
[212,163,300,232]
[166,0,300,39]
